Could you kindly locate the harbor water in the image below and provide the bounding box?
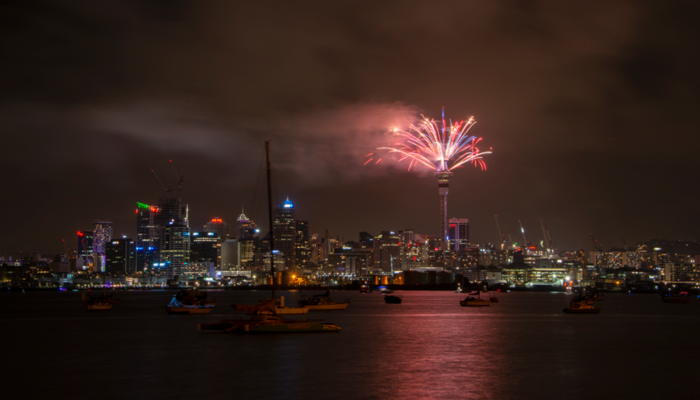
[2,290,699,399]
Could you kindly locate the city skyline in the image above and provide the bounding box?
[2,2,700,254]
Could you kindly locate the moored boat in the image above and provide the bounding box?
[299,290,349,310]
[198,315,341,334]
[563,295,601,314]
[661,292,691,304]
[165,295,215,314]
[384,295,402,304]
[460,291,491,307]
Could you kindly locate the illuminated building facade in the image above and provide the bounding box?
[77,230,93,271]
[191,232,220,265]
[237,210,257,239]
[93,220,113,272]
[448,218,469,251]
[295,220,310,268]
[160,219,190,278]
[374,231,401,273]
[273,198,296,268]
[220,239,240,270]
[204,218,229,241]
[106,238,135,275]
[135,202,159,273]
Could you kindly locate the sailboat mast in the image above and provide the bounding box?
[265,141,276,301]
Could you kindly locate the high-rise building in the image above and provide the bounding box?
[191,231,219,264]
[295,220,310,268]
[237,209,257,239]
[77,230,93,271]
[375,231,401,273]
[105,238,135,275]
[154,198,187,228]
[135,202,159,273]
[220,239,240,270]
[93,220,113,272]
[160,219,190,278]
[204,218,229,241]
[448,218,469,251]
[273,198,296,268]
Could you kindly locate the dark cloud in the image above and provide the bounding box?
[2,0,700,254]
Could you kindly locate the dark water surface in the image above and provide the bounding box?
[2,290,699,399]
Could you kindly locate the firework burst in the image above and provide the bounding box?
[366,108,490,172]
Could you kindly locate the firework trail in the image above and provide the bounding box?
[367,108,490,172]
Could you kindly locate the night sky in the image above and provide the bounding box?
[3,0,700,254]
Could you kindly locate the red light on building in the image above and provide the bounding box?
[77,231,84,236]
[450,224,455,227]
[135,209,138,214]
[529,246,536,250]
[211,218,222,223]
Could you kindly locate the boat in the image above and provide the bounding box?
[384,295,402,304]
[82,292,113,311]
[661,292,691,304]
[165,295,215,314]
[488,291,499,303]
[299,290,350,310]
[563,294,601,314]
[82,276,119,310]
[460,291,491,307]
[360,284,372,293]
[199,315,341,334]
[377,286,393,294]
[204,141,340,334]
[592,292,604,301]
[235,296,309,315]
[175,288,216,307]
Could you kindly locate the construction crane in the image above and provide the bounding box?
[495,215,505,250]
[544,223,555,251]
[518,220,527,247]
[507,228,514,249]
[590,233,602,252]
[539,219,549,252]
[151,169,172,193]
[62,239,70,261]
[622,238,628,252]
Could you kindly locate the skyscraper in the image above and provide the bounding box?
[160,219,190,278]
[220,239,240,270]
[191,232,219,264]
[77,230,93,271]
[273,198,297,268]
[204,218,229,241]
[135,202,159,273]
[374,231,400,273]
[295,220,310,268]
[105,238,135,275]
[448,218,469,251]
[237,209,257,239]
[93,220,113,272]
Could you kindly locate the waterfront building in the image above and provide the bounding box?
[204,218,229,241]
[105,238,135,275]
[448,218,469,252]
[273,198,296,268]
[92,220,113,272]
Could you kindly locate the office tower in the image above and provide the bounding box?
[105,238,135,275]
[295,220,310,268]
[273,198,296,268]
[237,209,257,239]
[204,218,229,241]
[93,220,113,272]
[154,197,188,228]
[359,231,374,247]
[374,231,401,273]
[448,218,469,251]
[77,230,93,271]
[160,219,190,278]
[135,202,159,273]
[220,239,240,270]
[402,229,415,244]
[191,231,219,264]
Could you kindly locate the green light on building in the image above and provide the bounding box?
[137,202,150,209]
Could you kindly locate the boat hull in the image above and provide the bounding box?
[563,307,601,314]
[198,318,341,334]
[166,306,214,314]
[304,303,349,311]
[460,300,491,307]
[85,304,112,311]
[252,306,309,315]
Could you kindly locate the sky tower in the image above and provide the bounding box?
[370,107,491,251]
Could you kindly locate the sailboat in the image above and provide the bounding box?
[460,290,491,307]
[299,290,350,310]
[82,273,119,311]
[198,141,341,334]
